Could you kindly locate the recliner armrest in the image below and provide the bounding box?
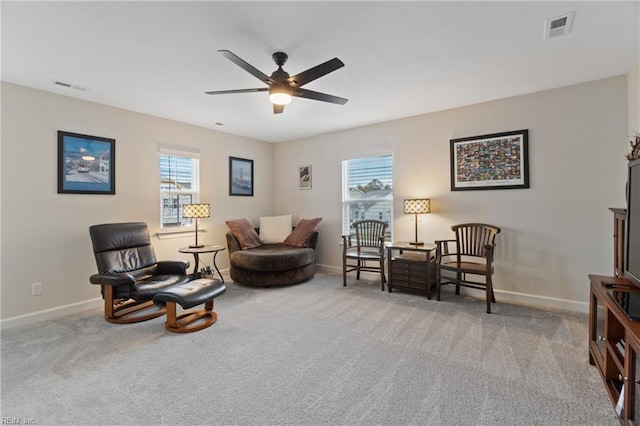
[89,273,136,286]
[156,260,189,275]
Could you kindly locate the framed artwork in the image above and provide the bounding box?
[229,156,254,196]
[298,164,312,190]
[450,129,529,191]
[57,130,115,194]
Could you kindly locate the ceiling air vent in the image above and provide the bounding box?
[544,12,574,40]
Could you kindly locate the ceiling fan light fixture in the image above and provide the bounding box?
[209,50,348,113]
[269,87,292,105]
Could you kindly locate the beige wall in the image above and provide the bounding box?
[274,76,629,310]
[629,63,640,133]
[0,73,632,324]
[0,83,274,321]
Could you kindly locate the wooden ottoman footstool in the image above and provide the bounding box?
[153,278,226,333]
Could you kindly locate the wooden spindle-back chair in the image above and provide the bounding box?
[435,223,501,313]
[342,220,388,290]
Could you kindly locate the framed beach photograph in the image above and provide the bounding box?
[229,156,254,196]
[57,131,115,194]
[298,164,312,190]
[450,129,529,191]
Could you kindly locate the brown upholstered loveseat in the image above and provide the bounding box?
[225,228,319,287]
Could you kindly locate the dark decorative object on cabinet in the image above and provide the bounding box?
[625,131,640,162]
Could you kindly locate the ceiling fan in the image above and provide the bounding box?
[205,50,348,114]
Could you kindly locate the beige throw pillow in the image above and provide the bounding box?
[284,218,322,247]
[259,214,292,243]
[225,218,262,249]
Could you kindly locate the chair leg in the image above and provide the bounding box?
[343,258,347,286]
[380,260,385,291]
[486,279,492,314]
[164,300,217,333]
[435,268,441,301]
[103,286,165,324]
[356,260,361,280]
[455,272,461,295]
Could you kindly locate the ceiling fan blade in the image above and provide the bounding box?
[218,50,274,85]
[287,58,344,87]
[294,88,348,105]
[273,104,284,114]
[205,88,268,95]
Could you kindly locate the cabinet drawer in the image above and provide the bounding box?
[393,252,428,263]
[387,245,436,298]
[392,267,427,279]
[390,262,434,289]
[391,276,428,290]
[391,262,419,273]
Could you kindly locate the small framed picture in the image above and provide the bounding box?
[450,129,529,191]
[58,131,115,194]
[229,156,254,196]
[299,164,312,190]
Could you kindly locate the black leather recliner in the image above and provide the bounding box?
[89,222,191,323]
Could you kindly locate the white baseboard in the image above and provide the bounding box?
[0,298,103,330]
[491,288,589,313]
[0,268,589,328]
[316,264,342,274]
[317,264,589,313]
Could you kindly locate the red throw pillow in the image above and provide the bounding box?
[284,218,322,247]
[225,218,262,249]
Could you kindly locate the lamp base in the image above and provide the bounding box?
[189,244,205,249]
[409,241,424,246]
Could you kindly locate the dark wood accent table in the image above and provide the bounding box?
[387,242,436,298]
[179,245,225,282]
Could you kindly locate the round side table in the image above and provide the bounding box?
[178,245,226,282]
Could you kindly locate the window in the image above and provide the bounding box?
[342,155,393,241]
[159,150,200,228]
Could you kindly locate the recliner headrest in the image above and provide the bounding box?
[89,222,151,253]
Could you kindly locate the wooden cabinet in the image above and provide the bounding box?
[589,208,638,421]
[387,243,436,298]
[611,208,627,277]
[625,333,640,423]
[589,274,640,424]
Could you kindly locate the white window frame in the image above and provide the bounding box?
[159,147,200,229]
[341,154,393,242]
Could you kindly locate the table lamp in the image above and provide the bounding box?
[404,199,431,246]
[183,203,210,248]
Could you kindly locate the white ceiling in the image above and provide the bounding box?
[2,1,639,143]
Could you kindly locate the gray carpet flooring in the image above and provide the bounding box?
[1,273,617,425]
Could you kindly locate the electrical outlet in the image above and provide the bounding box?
[31,282,42,296]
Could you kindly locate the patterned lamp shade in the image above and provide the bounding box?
[404,199,431,215]
[183,203,210,248]
[183,203,210,219]
[404,199,431,246]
